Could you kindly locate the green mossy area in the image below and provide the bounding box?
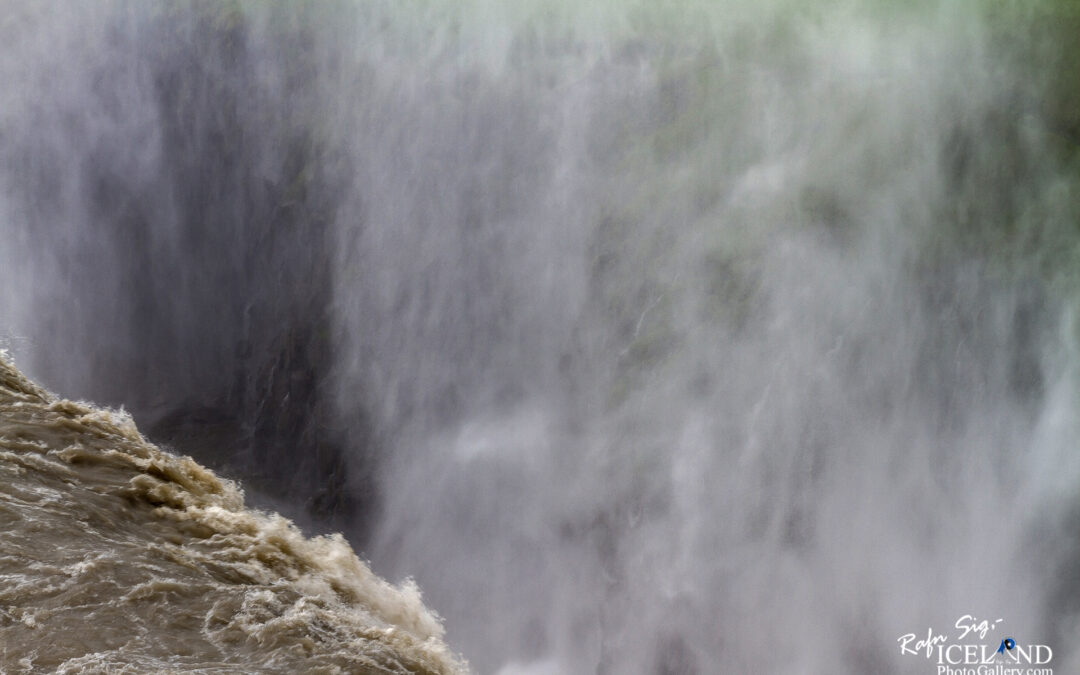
[586,0,1080,388]
[975,0,1080,276]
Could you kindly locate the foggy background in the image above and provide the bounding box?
[2,1,1080,672]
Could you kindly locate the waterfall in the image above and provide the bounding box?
[2,1,1078,673]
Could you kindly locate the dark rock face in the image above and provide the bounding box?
[3,5,373,538]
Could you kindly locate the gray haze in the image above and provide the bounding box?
[2,1,1079,673]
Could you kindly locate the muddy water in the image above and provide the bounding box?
[0,356,465,674]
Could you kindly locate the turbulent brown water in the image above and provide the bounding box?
[0,355,465,674]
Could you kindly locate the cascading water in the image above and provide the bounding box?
[2,1,1080,673]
